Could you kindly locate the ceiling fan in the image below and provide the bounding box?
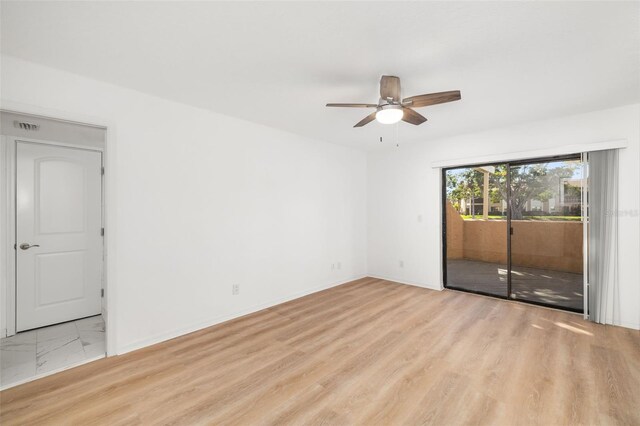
[326,75,461,127]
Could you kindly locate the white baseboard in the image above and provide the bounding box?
[117,274,367,355]
[614,319,640,330]
[374,277,639,331]
[366,275,443,291]
[103,273,640,355]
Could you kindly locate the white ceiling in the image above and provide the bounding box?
[2,1,639,150]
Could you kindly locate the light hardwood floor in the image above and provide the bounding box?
[1,277,639,425]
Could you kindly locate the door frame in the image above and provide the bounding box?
[1,106,116,356]
[441,153,586,314]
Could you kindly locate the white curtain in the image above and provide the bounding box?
[588,149,619,324]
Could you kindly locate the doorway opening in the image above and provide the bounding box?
[442,154,586,313]
[1,111,107,389]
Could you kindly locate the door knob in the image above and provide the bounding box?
[19,243,40,250]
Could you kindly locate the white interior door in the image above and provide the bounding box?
[16,141,103,332]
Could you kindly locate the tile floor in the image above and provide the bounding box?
[0,315,105,388]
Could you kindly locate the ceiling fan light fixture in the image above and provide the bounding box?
[375,105,403,124]
[326,76,460,128]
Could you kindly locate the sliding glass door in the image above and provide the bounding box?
[444,164,508,297]
[509,158,585,311]
[443,155,585,312]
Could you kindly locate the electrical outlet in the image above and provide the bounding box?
[232,284,240,295]
[331,263,335,270]
[399,260,404,268]
[337,262,341,270]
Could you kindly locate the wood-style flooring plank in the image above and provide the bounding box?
[1,278,639,425]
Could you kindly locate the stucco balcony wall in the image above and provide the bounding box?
[446,203,583,274]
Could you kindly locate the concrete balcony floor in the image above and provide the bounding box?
[446,259,583,311]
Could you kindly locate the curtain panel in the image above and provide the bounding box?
[588,149,620,324]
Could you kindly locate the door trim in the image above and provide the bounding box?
[441,153,586,314]
[1,109,115,360]
[430,139,627,169]
[1,136,17,337]
[506,160,512,299]
[1,104,116,357]
[582,152,590,320]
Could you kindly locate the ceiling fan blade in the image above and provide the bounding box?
[402,108,428,125]
[402,90,461,108]
[354,111,377,127]
[326,103,378,108]
[380,75,401,101]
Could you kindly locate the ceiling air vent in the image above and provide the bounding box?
[14,120,40,131]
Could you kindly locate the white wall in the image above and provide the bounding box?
[367,103,640,330]
[1,56,367,353]
[2,54,637,356]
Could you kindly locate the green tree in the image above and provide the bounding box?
[495,164,576,219]
[447,163,577,220]
[447,169,483,217]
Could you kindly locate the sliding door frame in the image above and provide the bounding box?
[441,160,510,301]
[442,153,585,313]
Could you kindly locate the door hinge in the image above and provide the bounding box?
[510,227,514,235]
[101,288,105,297]
[101,166,105,175]
[101,227,104,236]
